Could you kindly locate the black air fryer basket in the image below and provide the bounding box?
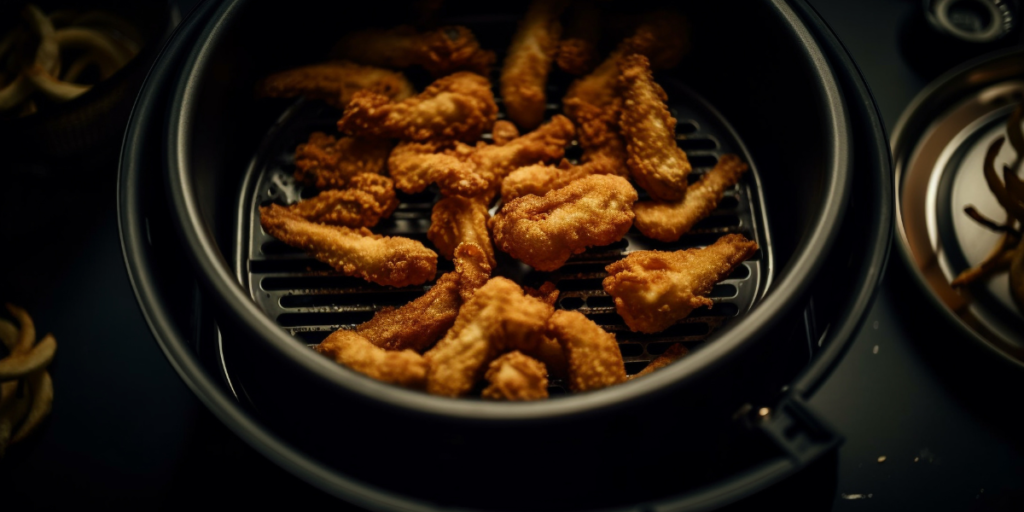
[119,0,892,510]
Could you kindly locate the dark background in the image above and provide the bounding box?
[1,0,1023,509]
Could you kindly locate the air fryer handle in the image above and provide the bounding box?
[758,393,843,465]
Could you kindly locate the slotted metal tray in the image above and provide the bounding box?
[235,78,773,394]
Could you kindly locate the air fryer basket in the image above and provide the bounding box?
[131,0,890,509]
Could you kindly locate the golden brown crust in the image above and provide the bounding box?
[357,243,492,352]
[556,38,597,76]
[603,234,758,333]
[316,330,428,388]
[428,196,496,269]
[464,114,576,190]
[387,141,490,196]
[634,154,749,242]
[618,54,690,201]
[286,173,398,228]
[500,153,628,202]
[491,120,521,146]
[259,204,437,287]
[499,1,566,130]
[338,71,497,143]
[546,310,626,392]
[424,277,554,397]
[255,60,414,108]
[631,343,688,379]
[331,25,496,77]
[524,281,559,306]
[490,174,637,271]
[481,351,550,401]
[293,132,392,189]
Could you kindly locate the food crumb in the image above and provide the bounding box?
[840,493,873,500]
[878,455,886,463]
[873,345,879,354]
[914,457,920,462]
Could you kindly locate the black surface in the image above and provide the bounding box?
[1,0,1023,510]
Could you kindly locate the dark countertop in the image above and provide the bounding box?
[1,0,1022,509]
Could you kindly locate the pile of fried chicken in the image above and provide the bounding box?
[254,2,758,400]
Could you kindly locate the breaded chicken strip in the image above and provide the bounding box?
[338,71,497,143]
[424,277,553,397]
[619,54,690,201]
[555,0,602,76]
[316,330,428,388]
[603,234,758,333]
[428,196,496,269]
[524,281,559,306]
[481,351,550,401]
[631,343,688,379]
[490,175,637,271]
[491,120,521,146]
[358,243,491,352]
[260,204,437,287]
[500,155,627,202]
[500,0,567,130]
[547,310,626,392]
[286,173,398,228]
[331,25,496,77]
[255,60,414,109]
[634,154,748,242]
[387,115,575,197]
[388,141,489,196]
[293,132,392,189]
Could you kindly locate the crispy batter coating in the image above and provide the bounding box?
[631,343,688,379]
[603,234,758,333]
[293,132,392,189]
[316,330,428,388]
[524,281,559,306]
[331,25,496,77]
[255,60,414,109]
[555,0,602,75]
[286,173,398,228]
[428,196,496,269]
[388,115,575,197]
[490,174,637,271]
[260,204,437,287]
[501,154,628,202]
[481,351,550,401]
[634,154,748,242]
[500,0,567,130]
[547,310,626,392]
[424,277,553,397]
[337,71,497,142]
[358,243,492,352]
[491,120,521,146]
[619,54,690,201]
[388,141,490,196]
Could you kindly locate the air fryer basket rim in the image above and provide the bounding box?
[121,0,890,509]
[165,0,853,422]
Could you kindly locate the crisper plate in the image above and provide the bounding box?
[235,78,773,394]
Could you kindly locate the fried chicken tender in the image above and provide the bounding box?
[388,141,489,196]
[619,54,690,201]
[316,330,428,388]
[293,132,392,189]
[331,25,496,77]
[424,277,553,397]
[547,310,626,392]
[634,154,749,242]
[491,120,521,146]
[481,351,550,401]
[603,234,758,333]
[260,204,437,287]
[490,174,637,271]
[524,281,559,306]
[631,343,688,379]
[255,60,415,109]
[286,173,398,228]
[555,0,602,75]
[387,115,575,197]
[500,0,567,130]
[337,71,498,143]
[501,155,628,202]
[428,196,496,269]
[358,243,492,352]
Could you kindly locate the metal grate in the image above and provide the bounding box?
[237,78,772,394]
